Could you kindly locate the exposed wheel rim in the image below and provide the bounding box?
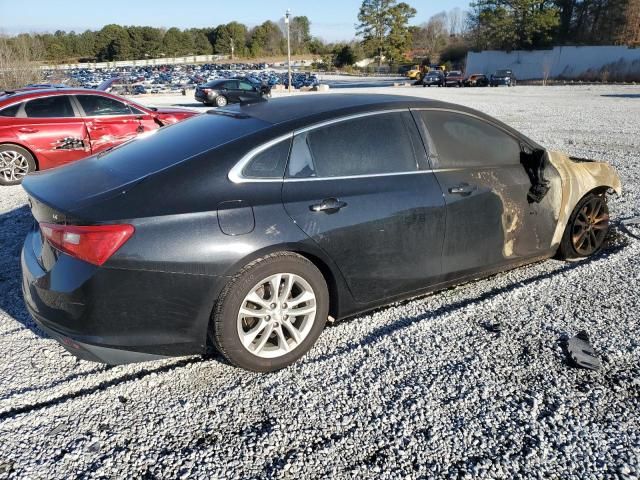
[216,96,227,107]
[0,150,30,182]
[571,196,609,256]
[237,273,317,359]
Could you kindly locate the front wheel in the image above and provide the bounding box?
[557,193,609,260]
[215,95,228,107]
[0,144,36,186]
[212,252,329,372]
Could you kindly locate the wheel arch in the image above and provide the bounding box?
[212,242,353,327]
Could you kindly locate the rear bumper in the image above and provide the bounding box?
[21,228,221,364]
[26,305,169,364]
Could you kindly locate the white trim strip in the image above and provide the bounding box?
[228,109,412,184]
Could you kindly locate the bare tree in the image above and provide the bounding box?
[0,33,44,90]
[447,8,465,37]
[412,12,449,59]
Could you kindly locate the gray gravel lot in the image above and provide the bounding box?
[0,85,639,479]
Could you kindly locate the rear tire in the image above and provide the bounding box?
[0,144,36,186]
[211,252,329,372]
[557,193,609,260]
[215,95,228,107]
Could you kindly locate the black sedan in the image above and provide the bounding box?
[239,76,272,97]
[422,71,444,87]
[490,69,517,87]
[194,78,265,107]
[21,94,621,372]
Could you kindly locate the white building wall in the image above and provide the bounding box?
[465,46,640,80]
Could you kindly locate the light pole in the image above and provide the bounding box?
[285,9,292,94]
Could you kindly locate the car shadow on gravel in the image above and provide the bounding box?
[600,94,640,99]
[0,205,45,338]
[311,235,629,366]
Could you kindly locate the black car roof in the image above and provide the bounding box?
[215,93,541,150]
[221,94,457,127]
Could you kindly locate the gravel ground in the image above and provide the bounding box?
[0,85,639,479]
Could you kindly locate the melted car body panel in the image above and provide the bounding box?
[547,151,622,246]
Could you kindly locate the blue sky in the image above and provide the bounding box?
[0,0,470,42]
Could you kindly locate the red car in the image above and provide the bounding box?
[0,88,198,185]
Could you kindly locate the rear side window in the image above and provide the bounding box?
[76,95,132,116]
[24,96,75,118]
[289,112,420,178]
[242,139,291,179]
[417,110,521,168]
[0,103,20,117]
[224,81,239,90]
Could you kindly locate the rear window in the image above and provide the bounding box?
[96,112,270,181]
[0,103,20,117]
[242,139,291,178]
[24,96,75,118]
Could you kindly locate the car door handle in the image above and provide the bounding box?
[18,127,38,133]
[448,183,478,195]
[310,198,347,213]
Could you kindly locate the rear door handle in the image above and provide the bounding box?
[18,127,38,133]
[310,198,347,213]
[448,183,477,196]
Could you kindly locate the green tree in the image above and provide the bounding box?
[214,22,248,58]
[187,28,213,54]
[96,24,132,61]
[162,27,193,56]
[468,0,559,50]
[249,21,284,57]
[357,0,416,67]
[77,30,97,59]
[333,43,363,67]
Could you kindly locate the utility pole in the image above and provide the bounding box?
[285,9,292,94]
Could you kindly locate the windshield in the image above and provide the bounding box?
[495,70,512,76]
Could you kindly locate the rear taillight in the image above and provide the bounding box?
[202,88,212,93]
[40,223,134,266]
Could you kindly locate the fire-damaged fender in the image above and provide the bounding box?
[547,151,622,247]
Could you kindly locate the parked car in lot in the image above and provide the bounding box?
[422,71,445,87]
[195,79,266,107]
[463,74,490,87]
[240,76,272,97]
[445,71,464,87]
[490,69,517,87]
[0,88,198,185]
[21,94,621,372]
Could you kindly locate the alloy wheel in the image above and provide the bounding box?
[237,273,317,359]
[0,150,30,183]
[571,196,609,256]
